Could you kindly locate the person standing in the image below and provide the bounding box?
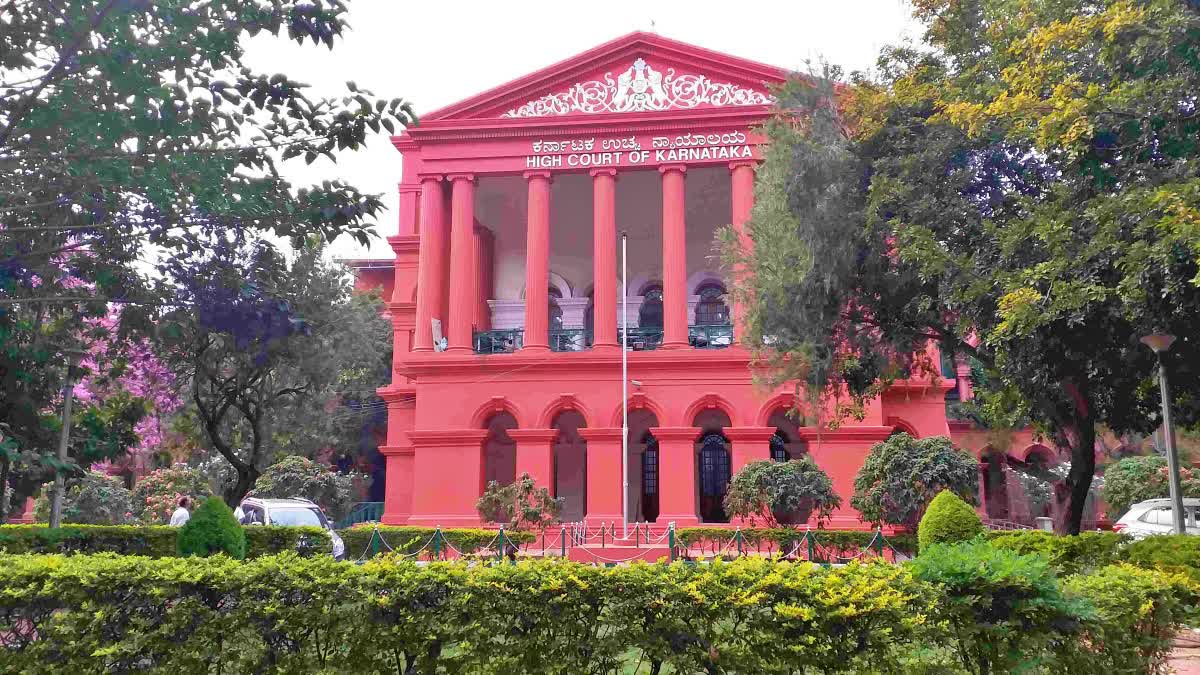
[169,496,191,527]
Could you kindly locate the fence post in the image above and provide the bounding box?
[433,527,442,560]
[635,523,640,548]
[370,526,381,558]
[736,527,743,557]
[541,528,546,556]
[602,524,606,548]
[669,523,676,562]
[875,527,884,558]
[560,524,566,558]
[497,525,506,564]
[806,531,815,562]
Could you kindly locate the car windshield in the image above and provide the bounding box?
[269,507,326,528]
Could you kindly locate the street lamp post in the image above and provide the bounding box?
[1140,333,1186,535]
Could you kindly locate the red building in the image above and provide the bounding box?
[350,32,1066,530]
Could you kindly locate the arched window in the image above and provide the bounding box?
[770,431,791,462]
[638,284,663,328]
[641,433,659,522]
[695,282,729,326]
[698,432,731,522]
[548,287,564,330]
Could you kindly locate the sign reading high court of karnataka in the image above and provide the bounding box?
[524,132,756,170]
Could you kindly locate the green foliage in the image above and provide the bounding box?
[0,524,328,559]
[1101,455,1200,519]
[723,458,841,527]
[32,471,132,525]
[1060,563,1197,673]
[675,526,919,558]
[1122,535,1200,585]
[909,540,1088,674]
[852,434,979,528]
[475,473,563,530]
[130,464,212,524]
[918,490,985,551]
[337,526,534,561]
[250,456,357,521]
[988,530,1128,576]
[177,497,245,560]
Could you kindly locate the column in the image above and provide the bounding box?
[591,169,618,350]
[412,176,446,352]
[446,174,476,352]
[724,426,776,475]
[659,165,689,349]
[473,226,494,332]
[523,171,552,351]
[580,428,624,525]
[801,426,893,529]
[406,429,489,526]
[379,388,416,525]
[650,427,700,526]
[508,429,559,492]
[730,161,756,343]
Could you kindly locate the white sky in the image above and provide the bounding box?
[242,0,922,261]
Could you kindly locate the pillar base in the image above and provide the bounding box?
[590,343,620,353]
[523,344,550,353]
[658,341,690,350]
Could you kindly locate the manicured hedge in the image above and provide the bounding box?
[987,530,1129,574]
[0,524,331,558]
[675,526,919,557]
[338,525,534,560]
[0,548,1190,674]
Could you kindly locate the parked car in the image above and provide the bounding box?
[1112,498,1200,538]
[238,497,346,560]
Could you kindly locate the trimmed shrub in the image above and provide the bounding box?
[909,539,1087,674]
[1122,534,1200,584]
[851,433,978,528]
[722,458,841,526]
[988,530,1128,575]
[131,464,212,524]
[476,473,562,529]
[249,456,358,521]
[177,497,245,560]
[32,471,133,525]
[917,490,984,552]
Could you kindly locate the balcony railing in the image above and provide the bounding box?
[689,324,734,349]
[550,329,591,352]
[474,329,524,354]
[619,327,663,351]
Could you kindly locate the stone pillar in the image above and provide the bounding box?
[730,161,756,342]
[801,426,893,529]
[508,429,559,493]
[379,387,416,525]
[412,176,445,352]
[659,165,689,349]
[523,171,552,351]
[473,226,493,332]
[445,174,476,352]
[650,426,700,526]
[591,168,618,350]
[406,429,488,527]
[580,427,624,525]
[724,426,776,475]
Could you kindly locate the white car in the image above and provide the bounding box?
[1112,498,1200,538]
[238,497,346,560]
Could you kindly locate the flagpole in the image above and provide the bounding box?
[621,231,629,540]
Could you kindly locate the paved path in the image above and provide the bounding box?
[1170,631,1200,674]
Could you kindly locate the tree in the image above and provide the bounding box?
[32,470,133,525]
[250,455,358,521]
[851,434,979,529]
[1,1,411,516]
[476,473,563,531]
[1102,455,1200,520]
[159,236,390,504]
[723,458,841,527]
[736,0,1200,533]
[177,496,245,560]
[131,464,212,524]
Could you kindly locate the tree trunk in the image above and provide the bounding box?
[0,455,9,522]
[1063,422,1097,535]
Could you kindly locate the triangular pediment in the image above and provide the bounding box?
[424,32,787,121]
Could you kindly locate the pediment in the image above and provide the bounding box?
[424,32,786,121]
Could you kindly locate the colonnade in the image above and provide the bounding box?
[410,161,758,353]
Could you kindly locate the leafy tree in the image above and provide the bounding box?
[250,455,358,520]
[722,458,840,527]
[32,470,132,525]
[851,434,979,529]
[1102,455,1200,520]
[476,473,563,531]
[1,1,410,517]
[131,463,212,524]
[160,237,390,504]
[735,0,1200,533]
[917,490,984,551]
[177,496,245,560]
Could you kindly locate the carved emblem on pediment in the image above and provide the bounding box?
[501,58,772,118]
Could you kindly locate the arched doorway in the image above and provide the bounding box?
[698,432,731,522]
[627,408,660,522]
[638,283,663,328]
[482,412,517,488]
[552,410,587,522]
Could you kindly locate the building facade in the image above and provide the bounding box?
[355,32,1066,530]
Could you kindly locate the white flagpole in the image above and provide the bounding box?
[621,231,629,540]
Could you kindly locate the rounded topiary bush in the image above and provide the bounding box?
[177,496,246,559]
[723,458,841,526]
[918,490,984,552]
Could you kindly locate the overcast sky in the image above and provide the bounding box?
[242,0,922,261]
